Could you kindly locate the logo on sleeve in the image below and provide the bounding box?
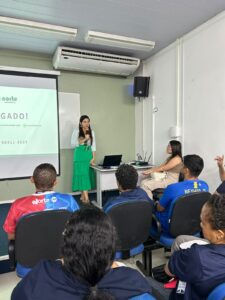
[32,198,49,205]
[51,197,57,203]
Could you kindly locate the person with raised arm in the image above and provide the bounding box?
[214,154,225,194]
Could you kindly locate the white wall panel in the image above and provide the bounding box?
[141,44,178,165]
[182,14,225,191]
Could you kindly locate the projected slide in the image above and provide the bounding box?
[0,86,58,155]
[0,72,59,179]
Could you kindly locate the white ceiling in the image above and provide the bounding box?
[0,0,225,59]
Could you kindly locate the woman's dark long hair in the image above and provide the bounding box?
[168,140,182,160]
[61,206,116,300]
[79,115,93,145]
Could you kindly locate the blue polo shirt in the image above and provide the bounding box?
[168,243,225,300]
[156,180,208,233]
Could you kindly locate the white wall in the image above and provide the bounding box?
[137,11,225,191]
[135,42,179,165]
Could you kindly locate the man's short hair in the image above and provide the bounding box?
[115,164,138,190]
[32,163,57,190]
[183,155,204,177]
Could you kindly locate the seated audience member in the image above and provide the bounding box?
[11,206,153,300]
[3,163,79,240]
[155,154,208,233]
[141,140,183,199]
[162,194,225,300]
[103,164,152,211]
[214,154,225,194]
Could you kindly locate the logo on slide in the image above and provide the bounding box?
[0,96,17,103]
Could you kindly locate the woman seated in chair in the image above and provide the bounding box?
[12,206,154,300]
[165,194,225,300]
[141,140,183,199]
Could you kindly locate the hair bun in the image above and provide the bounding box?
[90,285,98,295]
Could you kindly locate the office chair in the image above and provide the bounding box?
[8,209,72,277]
[137,192,211,276]
[207,283,225,300]
[130,294,156,300]
[152,188,164,201]
[105,199,153,259]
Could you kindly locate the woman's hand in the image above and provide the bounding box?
[90,158,95,166]
[142,169,152,176]
[78,137,85,144]
[85,134,90,141]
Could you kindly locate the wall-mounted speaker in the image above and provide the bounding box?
[133,76,150,98]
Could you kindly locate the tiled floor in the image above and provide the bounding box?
[0,248,168,300]
[0,270,20,299]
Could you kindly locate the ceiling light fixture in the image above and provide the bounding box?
[0,16,77,41]
[85,30,155,51]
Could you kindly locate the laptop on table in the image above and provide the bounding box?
[99,155,122,169]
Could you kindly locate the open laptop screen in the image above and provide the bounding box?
[101,155,122,167]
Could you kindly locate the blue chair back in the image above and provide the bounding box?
[207,283,225,300]
[168,192,211,237]
[130,293,156,299]
[106,199,152,258]
[150,192,211,248]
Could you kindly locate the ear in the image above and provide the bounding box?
[217,229,225,241]
[184,167,191,177]
[116,180,122,191]
[30,176,34,183]
[53,179,57,187]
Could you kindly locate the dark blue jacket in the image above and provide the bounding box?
[169,243,225,300]
[11,260,154,300]
[104,187,152,212]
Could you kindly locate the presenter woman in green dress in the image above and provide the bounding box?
[71,115,96,203]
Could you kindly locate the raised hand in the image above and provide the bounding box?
[215,155,224,168]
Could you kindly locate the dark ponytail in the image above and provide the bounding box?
[84,286,115,300]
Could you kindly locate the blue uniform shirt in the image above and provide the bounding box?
[156,180,209,233]
[169,243,225,300]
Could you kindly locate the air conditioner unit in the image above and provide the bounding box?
[52,46,140,77]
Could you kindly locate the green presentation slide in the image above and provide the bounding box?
[0,86,58,155]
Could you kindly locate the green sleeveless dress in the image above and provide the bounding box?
[72,144,96,191]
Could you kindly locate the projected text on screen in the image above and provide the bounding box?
[0,71,60,179]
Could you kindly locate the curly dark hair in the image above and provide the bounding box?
[115,164,138,190]
[205,194,225,231]
[32,163,57,191]
[61,206,116,300]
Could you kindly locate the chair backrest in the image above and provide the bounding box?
[106,200,152,251]
[207,283,225,300]
[169,192,211,237]
[15,209,72,267]
[130,293,156,300]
